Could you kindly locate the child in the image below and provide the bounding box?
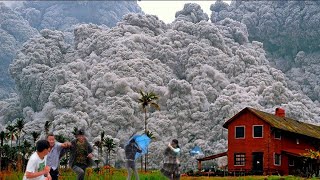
[23,139,51,180]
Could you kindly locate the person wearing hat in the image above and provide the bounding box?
[69,128,93,180]
[160,139,181,180]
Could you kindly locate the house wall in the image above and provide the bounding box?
[270,130,317,175]
[226,111,318,175]
[227,112,271,172]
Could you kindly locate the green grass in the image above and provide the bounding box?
[1,169,319,180]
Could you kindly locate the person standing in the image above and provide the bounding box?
[46,133,71,180]
[160,139,181,180]
[125,138,142,180]
[23,139,51,180]
[69,129,94,180]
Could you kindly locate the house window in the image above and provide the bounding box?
[234,153,245,166]
[274,153,281,166]
[274,130,281,139]
[253,125,263,138]
[235,126,245,139]
[289,159,294,166]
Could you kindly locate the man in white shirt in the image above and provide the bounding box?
[46,133,71,180]
[23,139,51,180]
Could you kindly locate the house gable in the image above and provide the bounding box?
[223,107,320,140]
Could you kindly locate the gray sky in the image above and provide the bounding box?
[138,1,231,23]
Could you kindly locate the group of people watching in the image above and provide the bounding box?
[23,128,181,180]
[23,129,92,180]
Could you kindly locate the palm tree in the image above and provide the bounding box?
[1,144,11,170]
[146,130,156,140]
[31,131,40,146]
[55,134,67,143]
[44,120,52,136]
[138,90,160,172]
[14,118,25,148]
[94,140,103,166]
[21,140,32,170]
[93,131,105,167]
[0,131,8,171]
[103,137,116,166]
[145,130,156,172]
[100,131,105,141]
[138,90,160,133]
[13,118,26,171]
[72,127,79,136]
[5,124,16,148]
[95,131,105,158]
[0,131,7,147]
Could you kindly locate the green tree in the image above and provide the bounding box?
[94,140,103,167]
[55,134,67,143]
[138,90,160,172]
[14,118,25,148]
[100,131,105,141]
[146,130,155,140]
[72,127,79,136]
[21,140,32,170]
[5,124,16,148]
[14,118,26,171]
[103,137,116,166]
[138,90,160,133]
[96,132,105,158]
[93,131,106,167]
[31,131,40,147]
[0,131,8,171]
[44,120,52,136]
[0,131,7,147]
[1,144,12,170]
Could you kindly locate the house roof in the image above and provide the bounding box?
[223,107,320,140]
[197,151,227,162]
[282,149,308,157]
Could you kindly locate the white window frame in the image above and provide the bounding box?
[235,126,245,139]
[274,153,281,166]
[234,153,246,166]
[274,130,281,140]
[253,125,263,138]
[289,158,294,166]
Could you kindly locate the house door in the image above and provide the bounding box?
[252,152,263,174]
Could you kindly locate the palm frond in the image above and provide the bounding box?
[150,102,160,110]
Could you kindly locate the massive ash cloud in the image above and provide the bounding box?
[6,3,320,168]
[0,1,142,100]
[15,1,142,30]
[0,3,38,99]
[211,0,320,103]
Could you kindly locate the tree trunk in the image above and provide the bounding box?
[109,151,111,165]
[145,150,148,172]
[10,135,13,148]
[106,152,109,165]
[140,156,143,171]
[0,149,2,171]
[143,108,147,172]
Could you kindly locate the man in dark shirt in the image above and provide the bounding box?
[69,129,93,180]
[125,138,142,180]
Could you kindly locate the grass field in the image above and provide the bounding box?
[0,168,319,180]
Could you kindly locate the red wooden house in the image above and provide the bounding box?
[222,107,320,175]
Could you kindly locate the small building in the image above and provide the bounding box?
[223,107,320,175]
